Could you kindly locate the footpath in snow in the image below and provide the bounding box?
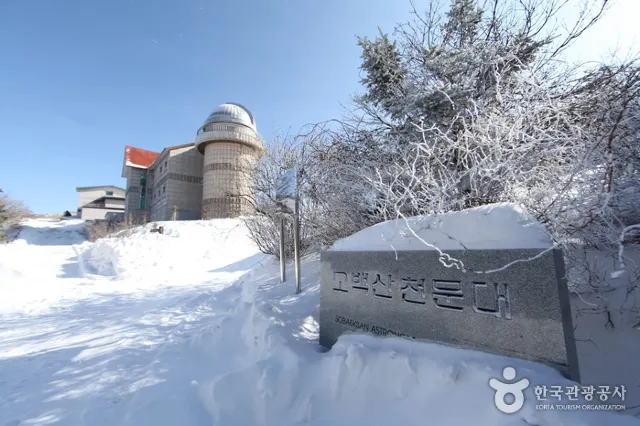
[0,218,639,426]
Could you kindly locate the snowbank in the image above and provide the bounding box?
[194,255,638,426]
[83,219,262,283]
[2,218,638,425]
[329,203,552,251]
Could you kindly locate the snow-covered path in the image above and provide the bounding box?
[0,219,265,426]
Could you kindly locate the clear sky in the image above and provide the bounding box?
[0,0,638,214]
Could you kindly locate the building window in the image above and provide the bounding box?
[106,191,113,196]
[139,176,147,209]
[164,160,167,169]
[163,185,166,194]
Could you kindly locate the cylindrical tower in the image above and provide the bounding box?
[195,103,264,219]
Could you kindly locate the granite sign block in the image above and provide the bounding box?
[319,248,580,382]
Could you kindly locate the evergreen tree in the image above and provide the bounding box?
[355,0,549,134]
[357,29,406,120]
[442,0,483,48]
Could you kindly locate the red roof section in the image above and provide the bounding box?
[124,146,159,168]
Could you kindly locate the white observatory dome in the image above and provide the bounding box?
[202,102,256,131]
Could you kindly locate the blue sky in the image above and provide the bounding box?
[0,0,637,214]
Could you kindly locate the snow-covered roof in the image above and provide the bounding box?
[329,203,553,252]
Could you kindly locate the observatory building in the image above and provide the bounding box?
[121,102,264,221]
[196,103,264,218]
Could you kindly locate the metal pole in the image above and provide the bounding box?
[293,197,301,294]
[279,216,286,282]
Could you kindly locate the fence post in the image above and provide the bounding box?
[280,216,286,282]
[293,198,301,294]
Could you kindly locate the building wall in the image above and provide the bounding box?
[148,174,168,221]
[148,152,168,221]
[166,146,203,220]
[150,199,169,221]
[144,145,203,221]
[124,167,148,215]
[78,187,124,209]
[81,207,124,221]
[105,198,125,209]
[146,169,155,213]
[202,141,258,219]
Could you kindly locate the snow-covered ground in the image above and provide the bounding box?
[1,218,639,425]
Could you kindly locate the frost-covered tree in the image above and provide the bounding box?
[330,0,581,220]
[355,0,551,135]
[242,135,310,258]
[322,0,640,321]
[242,126,383,257]
[0,189,8,240]
[442,0,482,47]
[358,30,406,120]
[0,189,31,241]
[339,0,623,217]
[245,1,639,322]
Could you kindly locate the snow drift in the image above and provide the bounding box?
[84,220,263,282]
[194,255,638,426]
[329,203,552,252]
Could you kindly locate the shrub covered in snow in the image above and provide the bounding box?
[244,132,380,258]
[0,189,31,242]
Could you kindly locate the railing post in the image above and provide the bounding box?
[280,216,286,282]
[293,198,301,294]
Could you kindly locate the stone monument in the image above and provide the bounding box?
[319,204,580,382]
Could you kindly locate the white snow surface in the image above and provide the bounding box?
[0,218,638,425]
[329,203,553,251]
